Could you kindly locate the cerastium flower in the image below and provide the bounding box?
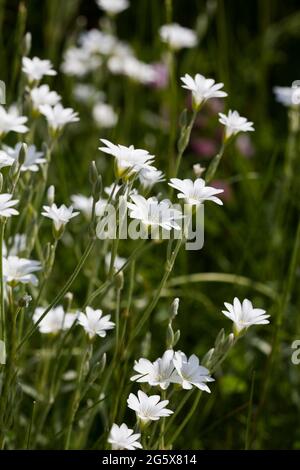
[108,423,142,450]
[127,390,173,424]
[222,298,270,335]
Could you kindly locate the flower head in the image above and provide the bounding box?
[93,103,118,128]
[1,143,45,172]
[39,104,79,133]
[222,297,270,335]
[33,306,77,334]
[3,256,42,286]
[30,84,61,110]
[127,194,183,232]
[138,167,165,189]
[0,105,28,136]
[0,194,19,218]
[96,0,129,15]
[131,350,179,390]
[273,85,300,107]
[169,178,224,206]
[219,110,254,140]
[99,139,154,178]
[159,23,197,50]
[181,73,227,109]
[77,306,115,339]
[22,56,56,82]
[127,390,173,423]
[108,423,142,450]
[42,204,79,232]
[173,352,214,392]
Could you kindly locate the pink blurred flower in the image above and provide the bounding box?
[235,134,254,158]
[210,180,233,203]
[191,138,217,158]
[150,63,169,89]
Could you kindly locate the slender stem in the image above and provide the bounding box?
[173,109,198,179]
[132,238,183,339]
[167,390,202,447]
[205,141,226,183]
[0,220,5,340]
[18,239,95,350]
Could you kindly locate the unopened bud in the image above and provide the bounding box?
[115,271,124,290]
[23,32,32,56]
[47,185,55,205]
[89,160,98,186]
[18,294,32,308]
[18,143,27,166]
[193,163,206,177]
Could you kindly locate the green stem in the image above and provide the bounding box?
[0,220,5,340]
[18,238,95,351]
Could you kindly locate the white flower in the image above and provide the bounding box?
[22,56,56,82]
[108,423,142,450]
[73,84,102,103]
[0,194,19,218]
[61,47,101,77]
[33,306,77,334]
[181,73,227,108]
[70,195,107,218]
[99,139,154,177]
[93,102,118,128]
[104,183,123,200]
[3,234,26,257]
[39,104,79,132]
[42,203,79,231]
[169,178,223,206]
[138,167,165,189]
[131,350,179,390]
[105,253,126,271]
[0,105,28,136]
[30,84,61,110]
[79,29,117,56]
[173,352,214,392]
[3,256,42,286]
[77,306,115,339]
[96,0,129,15]
[127,390,173,423]
[222,297,270,334]
[121,57,156,84]
[1,143,45,172]
[218,110,254,139]
[127,194,183,231]
[159,23,197,50]
[273,86,300,107]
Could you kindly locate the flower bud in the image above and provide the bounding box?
[18,294,32,308]
[47,185,55,206]
[89,160,98,186]
[23,32,32,56]
[18,143,27,166]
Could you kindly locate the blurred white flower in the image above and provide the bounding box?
[1,143,45,172]
[173,352,214,392]
[22,56,56,82]
[108,423,142,450]
[77,306,115,339]
[169,178,223,206]
[219,110,254,139]
[127,194,183,231]
[61,47,102,77]
[273,85,300,107]
[3,234,27,257]
[33,306,77,334]
[105,253,126,271]
[222,297,270,334]
[73,84,103,103]
[71,194,107,219]
[159,23,197,50]
[93,102,118,128]
[0,194,19,218]
[131,350,179,390]
[181,73,227,108]
[104,183,123,200]
[30,84,61,110]
[138,167,165,189]
[42,204,79,231]
[96,0,129,15]
[79,29,117,56]
[0,105,28,136]
[99,139,154,177]
[127,390,173,423]
[3,256,41,286]
[39,104,79,132]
